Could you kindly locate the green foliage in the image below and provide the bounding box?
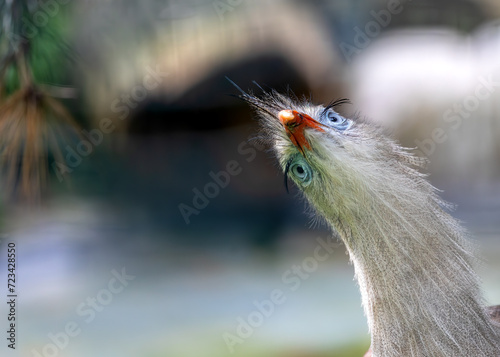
[2,3,74,94]
[164,339,371,357]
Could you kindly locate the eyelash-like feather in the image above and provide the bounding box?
[321,98,351,117]
[284,156,295,194]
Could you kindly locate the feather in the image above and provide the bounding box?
[236,84,500,357]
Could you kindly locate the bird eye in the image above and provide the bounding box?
[325,109,350,130]
[284,156,313,192]
[290,160,312,186]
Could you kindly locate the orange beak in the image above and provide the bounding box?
[278,110,324,153]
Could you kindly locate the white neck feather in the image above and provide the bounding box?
[303,130,500,357]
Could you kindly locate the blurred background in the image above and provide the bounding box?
[1,0,500,356]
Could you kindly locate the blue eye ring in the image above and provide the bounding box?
[284,157,313,190]
[324,109,350,130]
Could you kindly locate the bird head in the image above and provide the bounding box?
[230,80,428,233]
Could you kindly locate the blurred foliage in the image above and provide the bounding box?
[2,2,74,94]
[0,0,79,203]
[146,338,371,357]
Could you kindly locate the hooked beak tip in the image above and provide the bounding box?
[277,109,325,153]
[278,110,295,126]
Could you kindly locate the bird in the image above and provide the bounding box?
[229,80,500,357]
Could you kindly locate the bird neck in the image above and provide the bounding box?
[326,181,500,357]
